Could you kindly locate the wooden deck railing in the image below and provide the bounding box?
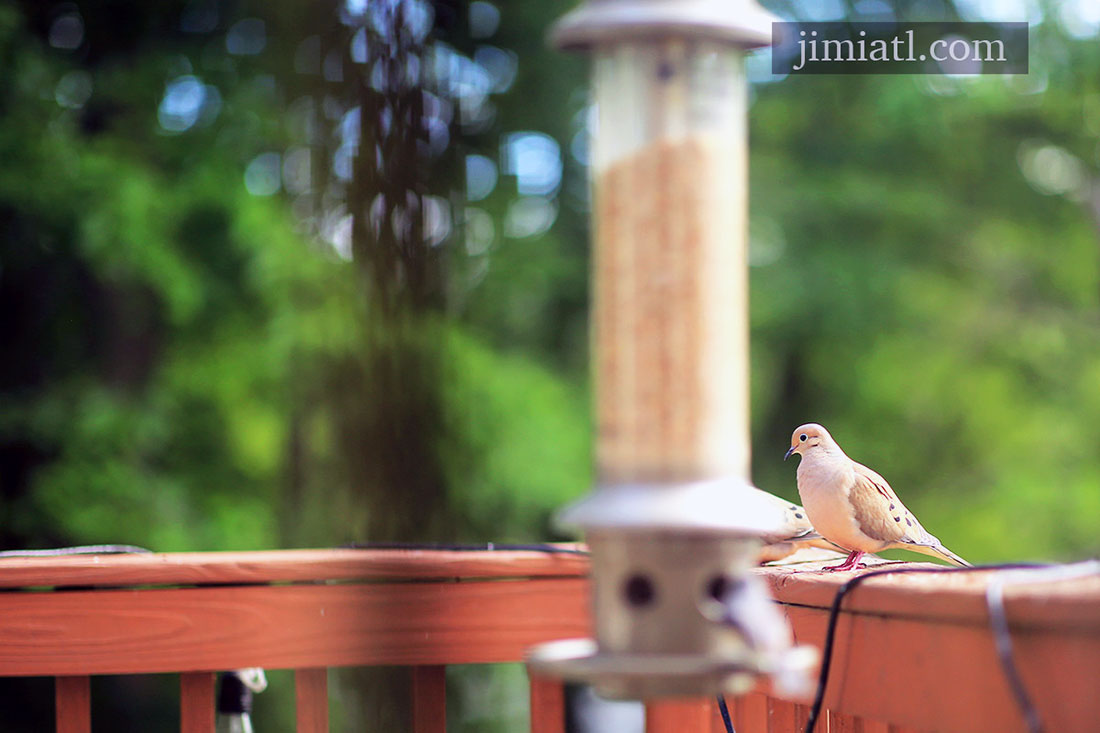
[0,548,1095,732]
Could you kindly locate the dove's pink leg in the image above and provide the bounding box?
[824,550,866,572]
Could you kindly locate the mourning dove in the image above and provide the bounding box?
[784,423,970,571]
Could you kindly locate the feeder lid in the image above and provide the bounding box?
[551,0,778,51]
[556,477,788,536]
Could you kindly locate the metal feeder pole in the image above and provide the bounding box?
[528,0,815,699]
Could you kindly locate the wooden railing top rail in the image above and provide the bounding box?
[5,545,1095,624]
[0,545,589,589]
[0,547,593,677]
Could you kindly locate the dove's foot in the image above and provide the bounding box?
[823,550,866,572]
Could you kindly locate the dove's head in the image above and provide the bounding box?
[784,423,833,461]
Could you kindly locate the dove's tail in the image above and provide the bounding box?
[907,542,971,567]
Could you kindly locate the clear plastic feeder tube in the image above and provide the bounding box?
[591,38,750,486]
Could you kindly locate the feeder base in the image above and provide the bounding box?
[527,638,817,700]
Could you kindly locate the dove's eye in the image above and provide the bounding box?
[799,433,807,442]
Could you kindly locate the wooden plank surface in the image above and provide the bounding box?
[0,546,589,589]
[295,668,328,733]
[777,602,1100,733]
[55,675,90,733]
[410,665,446,733]
[0,577,590,676]
[180,672,215,733]
[528,674,565,733]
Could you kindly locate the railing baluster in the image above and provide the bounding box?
[733,692,769,733]
[410,665,446,733]
[645,699,712,732]
[55,675,90,733]
[295,667,329,733]
[793,703,813,731]
[824,711,918,732]
[826,709,860,732]
[766,695,797,733]
[179,672,216,733]
[527,673,565,733]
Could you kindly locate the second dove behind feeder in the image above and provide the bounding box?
[784,423,970,571]
[751,486,844,563]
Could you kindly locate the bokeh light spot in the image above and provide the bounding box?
[282,147,312,194]
[422,195,453,246]
[158,75,207,133]
[465,154,497,201]
[226,18,266,56]
[245,152,282,196]
[55,70,93,109]
[1018,141,1086,198]
[474,46,517,94]
[49,11,84,50]
[504,196,557,238]
[503,132,562,196]
[465,207,495,255]
[469,1,500,39]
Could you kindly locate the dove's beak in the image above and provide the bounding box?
[784,447,796,461]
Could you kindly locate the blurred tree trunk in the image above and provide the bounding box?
[315,3,461,727]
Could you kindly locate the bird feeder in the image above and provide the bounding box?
[528,0,815,699]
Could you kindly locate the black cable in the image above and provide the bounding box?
[0,541,589,558]
[0,544,153,557]
[0,542,588,557]
[716,695,735,733]
[802,562,1049,733]
[341,541,589,555]
[983,561,1100,733]
[986,579,1041,733]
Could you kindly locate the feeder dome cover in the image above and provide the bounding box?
[551,0,776,50]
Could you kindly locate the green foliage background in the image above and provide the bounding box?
[1,0,1098,729]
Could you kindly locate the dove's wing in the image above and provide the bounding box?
[849,463,970,565]
[848,463,935,546]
